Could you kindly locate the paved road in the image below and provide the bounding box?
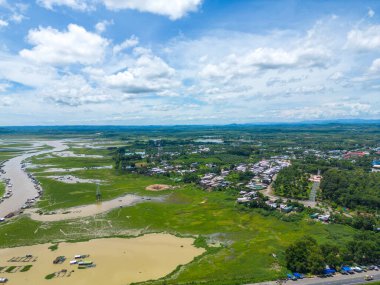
[309,181,319,203]
[248,272,380,285]
[261,174,316,208]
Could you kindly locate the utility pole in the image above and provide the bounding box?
[96,183,102,202]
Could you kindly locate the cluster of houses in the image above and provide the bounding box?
[235,158,291,203]
[310,212,331,222]
[236,192,297,214]
[200,173,231,188]
[343,151,369,159]
[372,160,380,173]
[249,158,291,184]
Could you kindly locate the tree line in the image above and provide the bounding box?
[286,232,380,274]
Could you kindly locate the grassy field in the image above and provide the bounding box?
[35,170,175,210]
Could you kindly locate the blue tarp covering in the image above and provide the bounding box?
[342,266,351,271]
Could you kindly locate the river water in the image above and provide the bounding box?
[0,141,67,217]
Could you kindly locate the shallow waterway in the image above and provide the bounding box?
[0,233,205,285]
[0,141,68,217]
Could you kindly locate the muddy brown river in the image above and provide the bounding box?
[0,233,205,284]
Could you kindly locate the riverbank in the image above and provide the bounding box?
[0,141,68,217]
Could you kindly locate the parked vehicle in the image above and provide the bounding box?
[353,266,363,273]
[342,266,355,274]
[364,275,374,281]
[0,277,8,283]
[293,273,304,279]
[287,273,297,281]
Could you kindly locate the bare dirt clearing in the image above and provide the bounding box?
[145,184,173,191]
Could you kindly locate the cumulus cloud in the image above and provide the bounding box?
[20,24,109,65]
[278,102,375,120]
[368,8,375,18]
[95,20,113,33]
[0,96,12,106]
[101,0,203,20]
[41,75,115,106]
[200,47,330,79]
[36,0,91,11]
[113,35,139,54]
[0,83,10,92]
[105,48,179,93]
[347,25,380,50]
[0,52,57,87]
[0,19,8,27]
[369,58,380,72]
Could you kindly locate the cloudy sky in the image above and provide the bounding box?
[1,0,380,125]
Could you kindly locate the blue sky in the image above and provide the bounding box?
[1,0,380,125]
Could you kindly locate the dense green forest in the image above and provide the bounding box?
[286,232,380,274]
[320,169,380,210]
[273,165,311,199]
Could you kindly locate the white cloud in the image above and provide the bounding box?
[20,24,109,65]
[0,52,57,87]
[36,0,91,11]
[95,20,113,33]
[368,8,375,18]
[370,58,380,72]
[105,48,179,93]
[0,83,10,92]
[0,19,8,27]
[10,13,25,23]
[101,0,203,20]
[347,25,380,50]
[41,75,116,106]
[0,2,28,24]
[199,46,330,80]
[278,102,375,120]
[0,96,12,106]
[113,35,139,54]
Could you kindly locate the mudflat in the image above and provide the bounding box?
[0,233,205,285]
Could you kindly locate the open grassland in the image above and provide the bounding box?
[27,146,175,210]
[35,170,175,210]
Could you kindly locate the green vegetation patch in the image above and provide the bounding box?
[5,266,16,273]
[48,244,58,251]
[20,265,33,272]
[45,273,56,280]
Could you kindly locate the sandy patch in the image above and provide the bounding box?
[47,175,103,184]
[145,184,173,191]
[42,166,113,173]
[0,233,205,285]
[27,194,164,221]
[52,151,103,158]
